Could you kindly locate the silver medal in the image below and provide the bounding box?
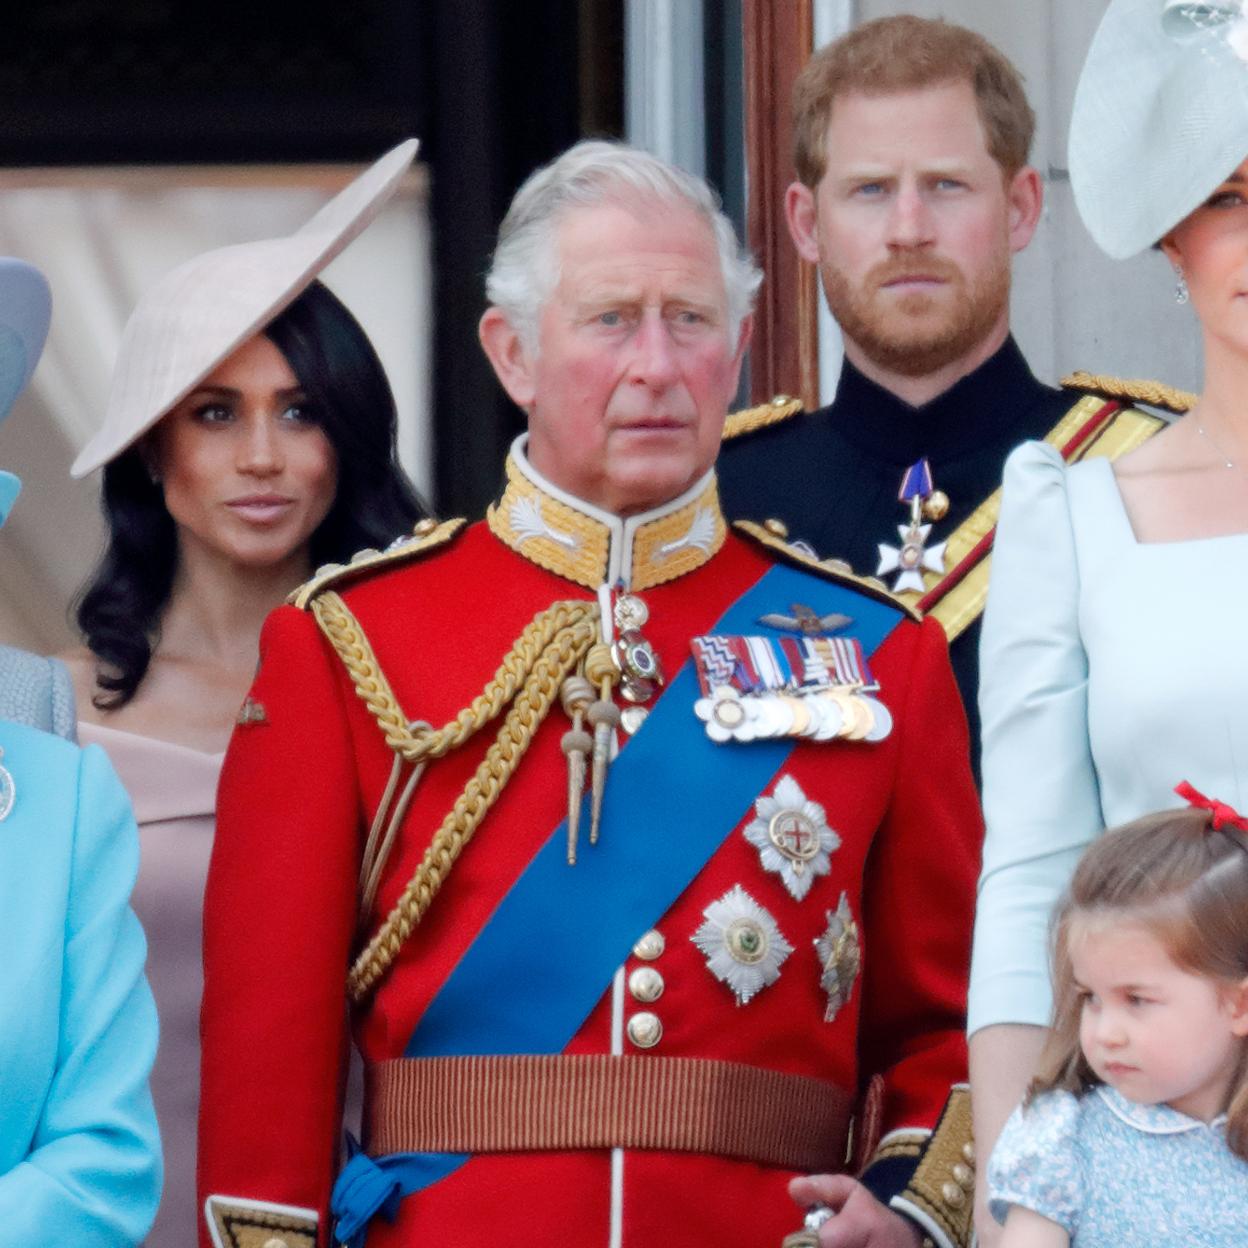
[0,749,14,822]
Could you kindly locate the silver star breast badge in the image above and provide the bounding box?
[743,774,839,901]
[815,892,861,1022]
[691,884,794,1005]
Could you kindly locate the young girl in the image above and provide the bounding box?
[987,785,1248,1246]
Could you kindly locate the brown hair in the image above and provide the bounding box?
[1031,806,1248,1157]
[792,15,1036,188]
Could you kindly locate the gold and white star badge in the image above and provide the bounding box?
[692,884,794,1005]
[743,774,839,901]
[876,522,946,594]
[815,892,861,1022]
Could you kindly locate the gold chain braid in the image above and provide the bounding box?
[311,591,598,762]
[347,610,600,1001]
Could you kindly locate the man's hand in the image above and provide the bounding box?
[789,1175,923,1248]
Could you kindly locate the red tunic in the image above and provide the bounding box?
[199,473,980,1248]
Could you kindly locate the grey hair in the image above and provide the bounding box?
[485,139,762,352]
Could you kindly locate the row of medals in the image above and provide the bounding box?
[707,680,892,744]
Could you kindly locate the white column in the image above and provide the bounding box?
[624,0,706,175]
[813,1,855,406]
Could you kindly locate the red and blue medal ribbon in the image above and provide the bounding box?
[332,562,903,1244]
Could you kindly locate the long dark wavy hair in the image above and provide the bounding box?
[76,280,426,708]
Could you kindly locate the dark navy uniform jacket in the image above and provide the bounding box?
[718,337,1074,781]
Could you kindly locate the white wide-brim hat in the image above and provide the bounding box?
[0,258,52,526]
[71,137,419,477]
[1070,0,1248,259]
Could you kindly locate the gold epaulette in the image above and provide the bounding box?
[1062,370,1196,415]
[734,518,920,622]
[887,1086,974,1248]
[913,393,1165,642]
[289,517,466,610]
[722,393,804,440]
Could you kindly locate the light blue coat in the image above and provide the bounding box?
[0,720,161,1245]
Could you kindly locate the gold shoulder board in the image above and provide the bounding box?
[289,517,466,610]
[722,394,804,440]
[1063,370,1196,415]
[733,518,921,621]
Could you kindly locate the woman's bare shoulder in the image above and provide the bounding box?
[1111,415,1196,480]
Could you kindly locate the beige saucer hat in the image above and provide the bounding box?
[71,137,418,477]
[1069,0,1248,259]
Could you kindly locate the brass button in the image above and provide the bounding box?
[771,394,794,407]
[632,929,665,961]
[763,518,789,539]
[952,1162,973,1189]
[940,1181,965,1208]
[961,1140,976,1165]
[627,1011,663,1049]
[922,489,950,522]
[628,966,664,1003]
[414,518,438,536]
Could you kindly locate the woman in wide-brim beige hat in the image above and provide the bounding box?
[60,139,426,1248]
[969,5,1248,1243]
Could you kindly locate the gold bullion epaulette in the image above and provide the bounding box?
[888,1085,974,1248]
[289,517,466,610]
[722,393,804,440]
[1062,370,1196,415]
[908,389,1166,643]
[734,518,920,622]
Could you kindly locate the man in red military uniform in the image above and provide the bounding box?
[198,141,981,1248]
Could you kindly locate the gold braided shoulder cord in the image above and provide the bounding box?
[308,590,601,1001]
[1063,370,1197,414]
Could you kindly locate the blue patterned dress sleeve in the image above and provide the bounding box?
[988,1090,1082,1233]
[969,443,1106,1034]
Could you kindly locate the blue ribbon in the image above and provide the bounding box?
[332,561,902,1240]
[898,457,934,503]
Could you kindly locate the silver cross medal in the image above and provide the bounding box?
[876,457,947,594]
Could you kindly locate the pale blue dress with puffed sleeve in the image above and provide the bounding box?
[969,441,1248,1034]
[988,1086,1248,1245]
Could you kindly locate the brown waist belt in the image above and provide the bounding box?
[366,1054,853,1173]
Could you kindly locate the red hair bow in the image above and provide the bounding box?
[1174,781,1248,832]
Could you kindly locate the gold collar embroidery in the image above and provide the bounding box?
[487,437,726,591]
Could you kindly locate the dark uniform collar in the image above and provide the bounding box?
[487,435,726,591]
[830,336,1044,465]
